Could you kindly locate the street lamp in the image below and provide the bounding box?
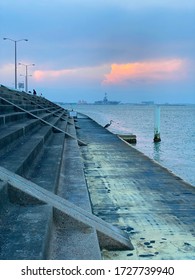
[19,63,35,92]
[3,37,28,89]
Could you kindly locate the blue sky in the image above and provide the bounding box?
[0,0,195,103]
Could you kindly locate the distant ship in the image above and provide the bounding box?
[94,93,120,105]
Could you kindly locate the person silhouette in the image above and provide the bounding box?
[33,89,37,96]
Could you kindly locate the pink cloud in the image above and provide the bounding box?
[33,69,76,81]
[32,65,108,86]
[103,59,187,85]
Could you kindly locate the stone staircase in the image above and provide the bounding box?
[0,85,133,260]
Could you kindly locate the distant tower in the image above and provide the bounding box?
[103,93,108,104]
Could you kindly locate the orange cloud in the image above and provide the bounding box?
[33,69,76,81]
[103,59,187,85]
[33,65,109,85]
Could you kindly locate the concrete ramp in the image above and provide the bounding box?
[0,166,133,251]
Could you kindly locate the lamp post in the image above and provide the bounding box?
[18,63,35,92]
[3,37,28,89]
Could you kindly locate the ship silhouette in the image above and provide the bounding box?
[94,93,120,105]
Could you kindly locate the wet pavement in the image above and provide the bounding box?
[77,116,195,260]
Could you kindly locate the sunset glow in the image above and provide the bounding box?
[103,59,187,85]
[1,0,194,103]
[33,69,76,81]
[33,65,108,85]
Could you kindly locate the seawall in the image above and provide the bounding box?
[0,85,195,260]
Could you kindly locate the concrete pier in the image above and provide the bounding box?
[76,114,195,260]
[0,85,195,260]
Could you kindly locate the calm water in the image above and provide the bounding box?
[66,104,195,187]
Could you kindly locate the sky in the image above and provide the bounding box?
[0,0,195,103]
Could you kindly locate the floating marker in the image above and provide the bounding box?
[154,105,161,142]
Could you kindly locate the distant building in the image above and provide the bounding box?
[78,100,88,104]
[141,101,154,105]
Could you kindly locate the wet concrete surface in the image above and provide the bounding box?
[77,116,195,260]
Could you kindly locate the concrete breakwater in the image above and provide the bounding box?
[0,85,195,260]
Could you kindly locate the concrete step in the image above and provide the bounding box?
[25,119,67,193]
[0,111,66,170]
[0,104,46,114]
[0,119,67,259]
[0,108,61,126]
[0,93,60,112]
[0,111,30,125]
[48,123,102,259]
[0,115,52,151]
[0,85,133,259]
[0,167,133,259]
[0,90,23,100]
[0,97,33,106]
[0,199,52,260]
[0,126,52,175]
[0,105,15,113]
[0,114,66,258]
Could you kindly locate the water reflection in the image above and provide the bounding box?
[153,142,161,162]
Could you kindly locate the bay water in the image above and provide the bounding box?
[66,104,195,187]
